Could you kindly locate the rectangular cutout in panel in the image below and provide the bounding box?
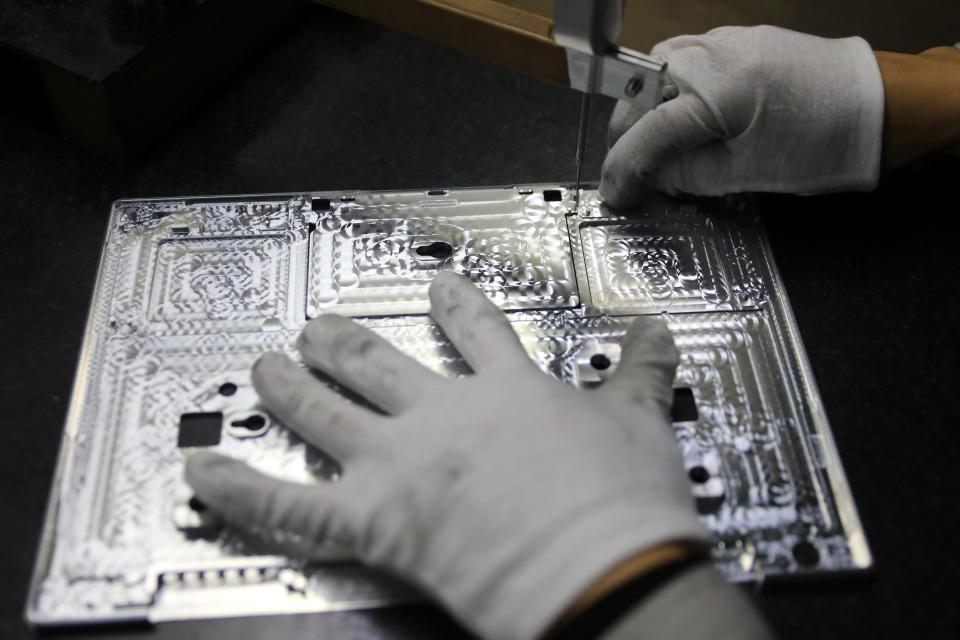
[177,412,223,447]
[671,387,698,422]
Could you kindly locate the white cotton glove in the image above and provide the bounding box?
[185,271,707,640]
[600,25,886,206]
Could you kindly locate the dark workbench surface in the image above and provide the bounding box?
[0,0,207,82]
[2,5,958,639]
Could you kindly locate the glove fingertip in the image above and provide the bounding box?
[627,317,678,367]
[599,161,646,210]
[252,351,295,387]
[429,268,467,292]
[185,451,235,482]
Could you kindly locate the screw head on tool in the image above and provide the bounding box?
[624,76,644,97]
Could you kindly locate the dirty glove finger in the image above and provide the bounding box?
[252,352,385,460]
[185,451,354,543]
[599,318,679,418]
[600,94,720,208]
[298,314,442,415]
[428,271,533,372]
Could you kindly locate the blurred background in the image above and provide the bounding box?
[1,1,958,638]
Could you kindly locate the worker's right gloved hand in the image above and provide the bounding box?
[601,26,886,206]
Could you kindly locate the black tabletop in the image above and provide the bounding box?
[2,5,958,639]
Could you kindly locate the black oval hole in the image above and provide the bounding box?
[231,414,266,431]
[589,354,611,370]
[188,496,207,512]
[218,382,237,397]
[427,189,448,196]
[688,466,710,484]
[415,241,454,260]
[792,541,820,567]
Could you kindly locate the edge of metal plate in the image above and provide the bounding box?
[753,218,872,572]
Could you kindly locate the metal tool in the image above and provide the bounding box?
[554,0,667,209]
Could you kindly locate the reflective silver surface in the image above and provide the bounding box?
[27,185,871,625]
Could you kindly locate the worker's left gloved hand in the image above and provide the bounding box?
[185,271,707,640]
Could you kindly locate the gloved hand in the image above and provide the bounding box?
[600,25,886,206]
[185,272,707,640]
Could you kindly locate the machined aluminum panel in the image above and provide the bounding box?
[27,185,871,626]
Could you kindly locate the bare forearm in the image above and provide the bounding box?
[876,46,960,169]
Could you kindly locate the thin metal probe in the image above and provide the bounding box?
[573,89,591,212]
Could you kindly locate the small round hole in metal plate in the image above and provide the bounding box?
[589,354,612,370]
[688,466,710,484]
[792,541,821,567]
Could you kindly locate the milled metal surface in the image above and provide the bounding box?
[27,185,871,625]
